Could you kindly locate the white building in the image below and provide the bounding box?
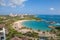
[9,13,17,17]
[0,24,6,40]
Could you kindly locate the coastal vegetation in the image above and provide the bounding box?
[0,15,41,40]
[0,15,60,40]
[23,31,39,38]
[50,26,60,40]
[55,27,60,36]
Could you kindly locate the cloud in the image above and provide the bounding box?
[0,2,6,6]
[50,8,55,11]
[0,0,27,7]
[0,0,6,6]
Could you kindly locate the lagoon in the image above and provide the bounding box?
[22,15,60,31]
[22,20,51,31]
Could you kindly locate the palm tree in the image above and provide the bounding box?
[49,26,58,34]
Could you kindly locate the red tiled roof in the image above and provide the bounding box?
[11,37,22,40]
[0,24,5,28]
[11,37,29,40]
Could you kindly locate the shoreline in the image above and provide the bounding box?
[13,20,50,32]
[12,20,56,37]
[13,20,33,33]
[13,20,36,29]
[13,20,29,29]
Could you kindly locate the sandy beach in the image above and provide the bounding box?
[13,20,28,29]
[13,20,33,33]
[12,20,56,37]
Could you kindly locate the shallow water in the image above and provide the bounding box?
[22,15,60,31]
[22,21,51,31]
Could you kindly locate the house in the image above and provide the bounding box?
[11,36,29,40]
[0,24,6,40]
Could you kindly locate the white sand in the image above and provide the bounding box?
[13,20,28,29]
[12,20,55,37]
[13,20,32,33]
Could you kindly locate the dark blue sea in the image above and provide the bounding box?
[22,15,60,31]
[37,15,60,23]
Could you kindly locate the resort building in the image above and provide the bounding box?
[9,13,17,17]
[38,32,56,40]
[11,36,29,40]
[0,24,6,40]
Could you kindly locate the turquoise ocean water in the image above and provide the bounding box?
[22,21,51,31]
[22,15,60,31]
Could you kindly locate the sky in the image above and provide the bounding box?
[0,0,60,15]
